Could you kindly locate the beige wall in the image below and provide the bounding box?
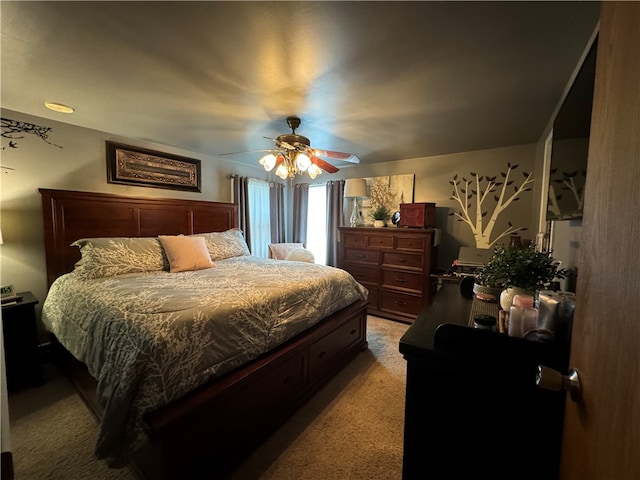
[0,109,266,319]
[0,108,539,327]
[333,143,538,269]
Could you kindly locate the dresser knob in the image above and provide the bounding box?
[395,277,408,283]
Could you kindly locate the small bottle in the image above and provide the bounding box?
[474,315,497,331]
[508,305,523,337]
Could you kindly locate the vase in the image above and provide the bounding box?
[373,220,385,228]
[499,286,529,311]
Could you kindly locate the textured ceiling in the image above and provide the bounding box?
[1,1,600,168]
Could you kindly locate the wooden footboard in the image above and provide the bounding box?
[133,299,368,479]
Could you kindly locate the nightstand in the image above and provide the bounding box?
[2,291,43,390]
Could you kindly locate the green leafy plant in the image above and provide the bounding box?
[475,244,568,292]
[370,205,390,221]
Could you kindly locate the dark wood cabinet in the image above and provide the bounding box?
[399,285,568,479]
[338,227,437,323]
[2,291,43,390]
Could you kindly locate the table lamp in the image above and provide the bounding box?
[344,178,367,227]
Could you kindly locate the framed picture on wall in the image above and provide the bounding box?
[106,141,201,192]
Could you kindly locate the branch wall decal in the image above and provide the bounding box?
[448,162,534,248]
[1,117,63,150]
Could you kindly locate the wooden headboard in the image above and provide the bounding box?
[40,189,238,287]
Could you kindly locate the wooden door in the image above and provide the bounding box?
[559,3,640,479]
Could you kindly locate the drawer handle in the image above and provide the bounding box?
[395,300,407,306]
[398,259,408,263]
[350,329,357,335]
[357,254,366,258]
[318,351,326,359]
[394,277,408,283]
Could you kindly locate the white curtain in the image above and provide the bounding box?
[248,178,271,258]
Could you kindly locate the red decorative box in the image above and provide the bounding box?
[399,202,436,228]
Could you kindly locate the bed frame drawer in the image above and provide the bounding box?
[309,315,364,378]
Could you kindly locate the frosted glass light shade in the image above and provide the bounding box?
[308,164,322,179]
[275,164,289,179]
[344,178,367,198]
[259,154,277,171]
[295,152,311,171]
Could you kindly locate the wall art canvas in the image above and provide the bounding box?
[361,174,415,224]
[106,141,201,192]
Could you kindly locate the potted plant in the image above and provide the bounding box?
[370,205,390,227]
[475,244,568,309]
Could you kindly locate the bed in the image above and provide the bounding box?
[39,188,369,479]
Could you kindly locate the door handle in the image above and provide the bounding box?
[536,365,582,402]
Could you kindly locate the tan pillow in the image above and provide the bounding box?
[158,235,215,273]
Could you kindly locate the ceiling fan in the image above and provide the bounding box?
[220,116,360,180]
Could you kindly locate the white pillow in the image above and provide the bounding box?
[158,235,215,273]
[285,248,315,263]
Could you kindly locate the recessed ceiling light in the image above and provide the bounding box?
[44,102,75,114]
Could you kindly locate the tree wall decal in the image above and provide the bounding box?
[1,117,62,149]
[547,168,586,219]
[448,162,534,248]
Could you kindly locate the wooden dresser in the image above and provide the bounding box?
[337,227,437,323]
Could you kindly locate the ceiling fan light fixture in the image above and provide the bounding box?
[275,163,290,179]
[259,153,277,171]
[308,164,322,179]
[295,152,311,172]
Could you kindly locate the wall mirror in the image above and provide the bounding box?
[546,38,598,221]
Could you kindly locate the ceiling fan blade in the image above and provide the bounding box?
[310,156,339,174]
[219,149,275,156]
[313,149,360,164]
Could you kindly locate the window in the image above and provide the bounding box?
[247,178,271,258]
[306,184,327,265]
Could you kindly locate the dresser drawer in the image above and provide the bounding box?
[379,291,424,316]
[382,251,423,269]
[344,248,378,264]
[396,236,427,251]
[368,234,393,249]
[309,315,363,377]
[343,263,379,284]
[343,232,367,247]
[381,269,423,292]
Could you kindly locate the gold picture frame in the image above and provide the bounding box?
[106,141,201,192]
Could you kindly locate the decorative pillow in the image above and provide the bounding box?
[72,237,167,279]
[268,243,304,260]
[158,235,215,273]
[194,228,251,260]
[285,248,315,263]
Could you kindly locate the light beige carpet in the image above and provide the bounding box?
[8,316,409,479]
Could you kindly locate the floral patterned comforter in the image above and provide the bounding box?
[41,256,368,467]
